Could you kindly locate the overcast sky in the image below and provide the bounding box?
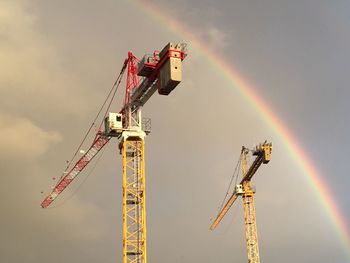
[1,0,350,262]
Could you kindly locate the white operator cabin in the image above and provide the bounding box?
[105,112,123,136]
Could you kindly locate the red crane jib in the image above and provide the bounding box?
[41,135,110,208]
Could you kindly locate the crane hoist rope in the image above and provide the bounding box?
[61,65,126,177]
[217,154,241,214]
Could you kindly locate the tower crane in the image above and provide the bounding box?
[41,42,187,263]
[210,141,272,263]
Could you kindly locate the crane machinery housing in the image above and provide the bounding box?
[41,42,187,263]
[210,141,272,263]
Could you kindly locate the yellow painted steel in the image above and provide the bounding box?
[210,192,238,230]
[210,142,271,263]
[122,138,147,263]
[242,149,260,263]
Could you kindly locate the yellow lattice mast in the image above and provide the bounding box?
[241,147,260,263]
[122,136,147,263]
[210,142,272,263]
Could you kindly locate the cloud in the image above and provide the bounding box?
[0,0,52,88]
[0,0,87,121]
[0,3,107,260]
[200,25,230,50]
[0,113,61,159]
[0,1,347,263]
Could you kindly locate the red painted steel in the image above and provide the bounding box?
[123,52,139,107]
[41,135,110,208]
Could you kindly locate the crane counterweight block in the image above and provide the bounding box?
[157,43,185,95]
[253,142,272,164]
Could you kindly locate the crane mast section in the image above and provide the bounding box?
[41,135,110,208]
[241,149,260,263]
[242,181,260,263]
[122,138,147,263]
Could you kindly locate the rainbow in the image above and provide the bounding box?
[132,0,350,257]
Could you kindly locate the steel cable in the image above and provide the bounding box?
[216,151,242,215]
[60,64,126,180]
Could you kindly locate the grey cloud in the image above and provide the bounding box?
[0,113,61,159]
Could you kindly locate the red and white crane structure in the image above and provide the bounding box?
[41,42,187,263]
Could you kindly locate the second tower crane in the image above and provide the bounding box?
[210,141,272,263]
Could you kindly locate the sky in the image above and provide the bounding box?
[1,0,350,262]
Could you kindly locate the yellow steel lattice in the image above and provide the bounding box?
[122,139,147,263]
[242,150,260,263]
